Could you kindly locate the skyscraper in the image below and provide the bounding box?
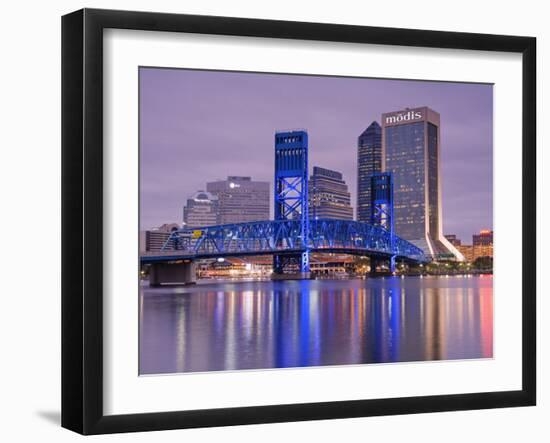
[357,121,382,222]
[473,229,493,246]
[206,176,270,224]
[183,190,219,228]
[309,166,353,220]
[382,107,463,260]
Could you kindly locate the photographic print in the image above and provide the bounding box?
[138,67,493,376]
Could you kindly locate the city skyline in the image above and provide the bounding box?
[140,67,493,241]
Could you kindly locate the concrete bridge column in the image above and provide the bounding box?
[370,258,380,275]
[149,261,197,287]
[272,253,312,280]
[370,256,396,276]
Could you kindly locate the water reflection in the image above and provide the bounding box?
[139,276,493,375]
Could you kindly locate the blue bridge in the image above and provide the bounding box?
[141,130,427,285]
[141,218,425,263]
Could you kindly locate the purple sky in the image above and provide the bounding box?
[140,67,493,243]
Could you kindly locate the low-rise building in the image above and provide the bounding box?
[139,223,180,253]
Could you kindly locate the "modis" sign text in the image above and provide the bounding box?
[385,110,423,124]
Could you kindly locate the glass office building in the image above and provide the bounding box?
[382,107,463,260]
[357,121,382,222]
[309,166,353,220]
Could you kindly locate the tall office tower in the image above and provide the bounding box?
[206,176,270,224]
[183,190,219,228]
[357,121,382,222]
[309,166,354,220]
[382,106,463,260]
[473,229,493,246]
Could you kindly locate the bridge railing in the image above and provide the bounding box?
[153,218,426,262]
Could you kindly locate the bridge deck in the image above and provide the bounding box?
[141,218,427,264]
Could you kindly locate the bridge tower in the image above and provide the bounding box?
[370,172,396,273]
[273,130,310,276]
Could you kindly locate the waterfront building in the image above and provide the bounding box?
[474,244,493,259]
[472,229,493,258]
[206,176,270,224]
[310,253,356,275]
[309,166,354,220]
[457,244,493,262]
[183,190,219,228]
[357,121,382,222]
[381,106,463,260]
[456,245,475,262]
[455,230,493,262]
[139,222,180,253]
[197,256,273,279]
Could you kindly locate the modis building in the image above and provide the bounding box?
[382,106,463,261]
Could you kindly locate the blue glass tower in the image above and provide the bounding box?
[382,107,463,261]
[273,130,310,274]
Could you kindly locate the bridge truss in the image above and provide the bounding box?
[143,218,427,264]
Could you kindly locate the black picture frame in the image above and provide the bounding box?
[62,8,536,435]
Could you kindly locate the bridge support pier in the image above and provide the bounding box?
[370,256,396,276]
[272,252,312,280]
[390,255,396,273]
[149,261,197,287]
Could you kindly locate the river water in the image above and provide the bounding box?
[139,275,493,375]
